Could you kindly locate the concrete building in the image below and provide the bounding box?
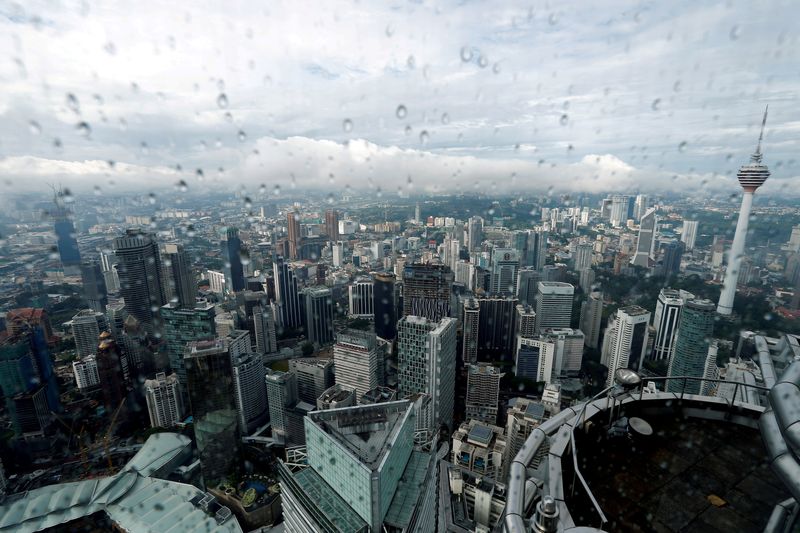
[397,316,458,430]
[273,257,302,331]
[161,300,216,401]
[579,291,604,350]
[333,329,381,399]
[667,299,717,394]
[602,305,651,387]
[265,370,297,445]
[72,355,100,390]
[681,220,699,251]
[402,263,454,322]
[490,248,519,295]
[231,353,268,434]
[289,357,334,404]
[652,288,693,361]
[252,305,277,355]
[462,298,480,365]
[113,230,165,336]
[316,383,357,410]
[144,372,184,428]
[631,208,657,268]
[515,304,536,339]
[451,420,506,480]
[348,277,374,317]
[535,282,574,333]
[160,242,195,308]
[373,272,399,340]
[71,309,108,359]
[465,364,504,425]
[302,286,334,345]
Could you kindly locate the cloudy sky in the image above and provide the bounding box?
[1,0,798,197]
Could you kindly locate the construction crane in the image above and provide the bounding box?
[103,398,126,473]
[50,411,91,475]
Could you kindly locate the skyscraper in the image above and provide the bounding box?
[402,263,454,321]
[634,194,649,222]
[144,372,183,428]
[397,316,457,430]
[220,227,245,293]
[265,370,297,445]
[289,357,334,404]
[718,108,770,315]
[651,288,690,361]
[660,241,685,277]
[161,300,215,400]
[80,261,108,312]
[631,208,657,268]
[184,339,240,486]
[573,242,593,272]
[287,211,302,260]
[579,291,604,349]
[72,355,99,390]
[373,272,398,340]
[253,305,278,355]
[490,248,519,295]
[681,220,699,251]
[96,332,128,420]
[516,268,540,306]
[348,277,374,317]
[160,242,195,308]
[273,257,302,331]
[51,190,81,274]
[333,329,381,398]
[468,216,484,252]
[71,309,108,358]
[602,306,651,387]
[608,194,630,227]
[302,286,334,345]
[465,363,504,425]
[462,298,480,364]
[231,352,268,433]
[113,230,165,337]
[324,209,339,241]
[535,282,574,332]
[667,299,716,394]
[476,296,518,360]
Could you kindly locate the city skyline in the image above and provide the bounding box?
[1,2,799,197]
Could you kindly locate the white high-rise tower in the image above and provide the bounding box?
[717,107,770,315]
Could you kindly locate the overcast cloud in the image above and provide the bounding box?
[1,0,798,197]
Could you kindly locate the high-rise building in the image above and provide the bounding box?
[96,332,128,419]
[525,228,548,270]
[397,316,457,430]
[579,291,604,349]
[455,260,476,291]
[608,195,630,227]
[273,257,302,330]
[601,306,651,387]
[652,289,693,361]
[52,191,81,273]
[287,211,302,260]
[476,296,518,360]
[468,216,484,251]
[80,261,108,312]
[324,209,339,241]
[231,352,268,434]
[265,370,297,445]
[462,298,480,365]
[535,282,574,332]
[373,272,398,340]
[415,202,421,224]
[490,248,519,295]
[253,305,278,355]
[718,108,770,315]
[160,242,195,308]
[71,309,108,359]
[161,300,215,400]
[681,220,699,251]
[72,355,99,390]
[348,277,374,317]
[402,263,454,322]
[184,339,240,486]
[630,208,657,268]
[113,230,165,336]
[279,401,436,533]
[660,241,685,277]
[503,397,552,477]
[144,372,183,428]
[332,240,345,267]
[667,299,716,394]
[333,329,381,399]
[516,268,540,306]
[634,194,649,222]
[220,227,245,293]
[573,242,593,272]
[302,286,334,345]
[465,363,504,425]
[515,303,536,340]
[289,357,334,404]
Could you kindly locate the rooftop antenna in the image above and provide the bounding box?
[752,105,768,162]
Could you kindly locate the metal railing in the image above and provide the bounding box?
[567,375,770,528]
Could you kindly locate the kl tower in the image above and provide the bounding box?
[717,107,770,315]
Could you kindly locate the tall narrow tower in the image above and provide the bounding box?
[717,107,770,315]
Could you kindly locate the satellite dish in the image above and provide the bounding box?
[614,368,642,389]
[628,417,653,436]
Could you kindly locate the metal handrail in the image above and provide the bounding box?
[567,375,769,527]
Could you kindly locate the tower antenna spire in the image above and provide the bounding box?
[753,105,768,161]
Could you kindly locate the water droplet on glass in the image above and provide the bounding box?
[478,54,488,68]
[66,93,80,114]
[460,46,473,62]
[548,12,558,25]
[140,141,149,155]
[559,114,569,126]
[75,121,91,138]
[217,93,228,108]
[104,41,116,55]
[53,137,62,148]
[419,130,429,145]
[405,125,412,136]
[651,98,661,111]
[93,185,102,195]
[148,192,156,204]
[243,196,252,209]
[195,168,204,180]
[273,184,281,196]
[407,55,416,69]
[673,80,681,92]
[492,62,501,74]
[29,120,41,135]
[385,24,395,37]
[678,141,688,153]
[326,193,334,204]
[441,113,450,125]
[175,179,188,192]
[224,111,233,122]
[342,118,353,133]
[729,25,740,40]
[238,130,247,142]
[396,105,407,119]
